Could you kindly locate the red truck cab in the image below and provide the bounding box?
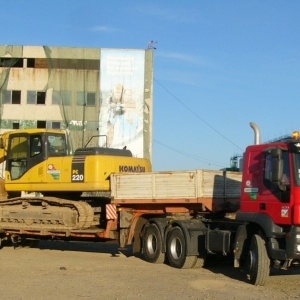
[240,132,300,226]
[235,126,300,283]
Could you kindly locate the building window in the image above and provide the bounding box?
[86,92,96,106]
[2,90,11,104]
[47,121,61,129]
[34,58,48,69]
[52,91,60,105]
[76,92,96,106]
[27,91,36,104]
[52,90,71,105]
[27,91,46,104]
[1,90,21,104]
[76,92,85,106]
[13,122,20,129]
[37,120,46,128]
[12,91,21,104]
[37,92,46,104]
[45,58,99,70]
[85,121,98,130]
[26,58,35,68]
[0,57,23,68]
[52,122,61,129]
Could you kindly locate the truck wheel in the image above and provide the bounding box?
[167,226,197,269]
[143,223,165,264]
[247,234,270,286]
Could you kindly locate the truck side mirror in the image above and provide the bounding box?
[271,148,284,185]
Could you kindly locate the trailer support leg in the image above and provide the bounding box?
[103,219,115,238]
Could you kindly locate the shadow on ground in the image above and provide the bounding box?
[202,254,300,284]
[4,239,300,284]
[4,238,133,258]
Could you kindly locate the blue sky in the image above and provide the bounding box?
[1,1,300,171]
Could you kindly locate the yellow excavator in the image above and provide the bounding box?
[0,129,151,233]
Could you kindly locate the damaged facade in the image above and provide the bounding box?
[0,45,153,161]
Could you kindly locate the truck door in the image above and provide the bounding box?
[259,149,292,224]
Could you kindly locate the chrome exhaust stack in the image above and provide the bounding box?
[250,122,261,145]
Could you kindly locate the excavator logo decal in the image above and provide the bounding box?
[47,164,61,180]
[119,165,146,173]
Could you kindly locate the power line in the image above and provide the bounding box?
[154,139,228,168]
[154,79,243,151]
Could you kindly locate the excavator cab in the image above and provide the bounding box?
[4,129,67,181]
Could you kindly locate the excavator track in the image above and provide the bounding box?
[0,196,95,231]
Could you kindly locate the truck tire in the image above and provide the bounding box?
[247,234,270,286]
[166,226,197,269]
[143,223,165,264]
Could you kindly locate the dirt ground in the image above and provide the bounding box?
[0,240,299,300]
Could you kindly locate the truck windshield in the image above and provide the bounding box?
[293,152,300,186]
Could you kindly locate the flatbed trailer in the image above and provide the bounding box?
[111,169,242,211]
[109,169,243,264]
[109,169,243,266]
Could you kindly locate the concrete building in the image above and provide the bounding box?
[0,45,153,160]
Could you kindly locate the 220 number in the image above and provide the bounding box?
[72,174,84,181]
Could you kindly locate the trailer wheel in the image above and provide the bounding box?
[167,226,197,269]
[143,223,165,264]
[246,234,270,286]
